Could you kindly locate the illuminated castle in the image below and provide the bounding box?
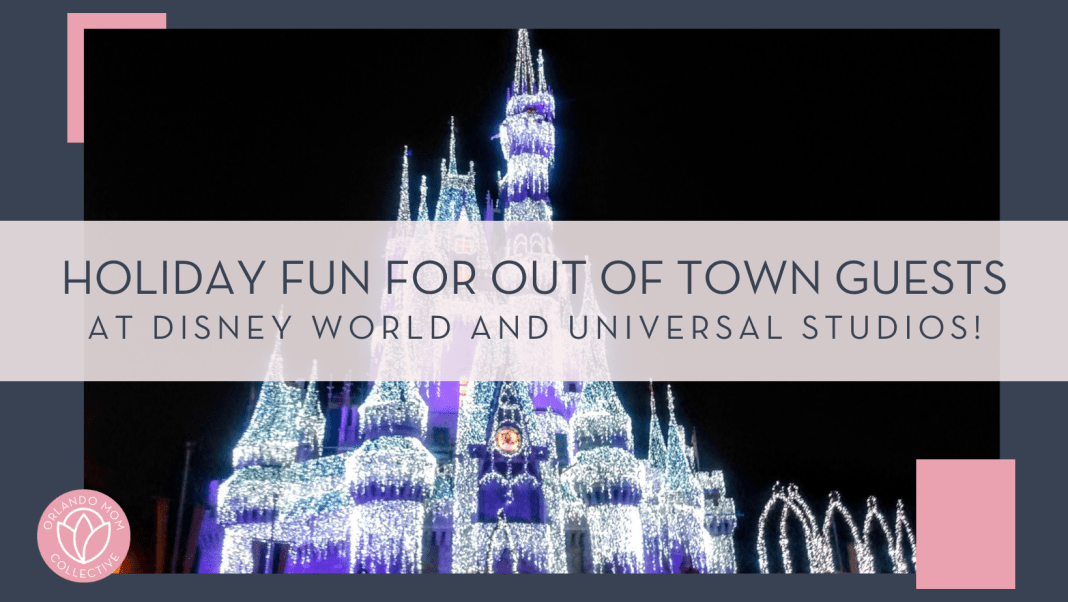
[196,30,738,575]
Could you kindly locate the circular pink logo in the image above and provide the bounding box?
[37,489,131,582]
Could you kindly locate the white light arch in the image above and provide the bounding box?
[759,485,916,574]
[822,491,872,573]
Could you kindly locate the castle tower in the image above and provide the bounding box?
[641,384,670,572]
[498,30,555,221]
[346,381,437,573]
[452,381,565,573]
[661,385,713,573]
[231,334,325,469]
[217,330,325,573]
[564,381,645,573]
[435,117,478,221]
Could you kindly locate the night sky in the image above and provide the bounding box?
[85,29,997,221]
[83,30,999,573]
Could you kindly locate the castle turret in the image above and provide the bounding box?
[217,326,326,573]
[660,385,713,573]
[232,331,325,469]
[346,381,437,573]
[564,381,644,573]
[641,383,670,572]
[664,386,702,507]
[499,30,555,221]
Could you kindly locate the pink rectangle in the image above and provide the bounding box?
[67,13,167,143]
[917,459,1015,588]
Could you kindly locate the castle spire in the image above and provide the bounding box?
[264,306,284,382]
[417,175,429,221]
[648,381,667,471]
[667,383,687,450]
[537,49,546,93]
[232,310,325,468]
[513,29,536,95]
[663,384,702,504]
[580,259,610,379]
[667,384,678,426]
[398,147,411,221]
[447,117,458,175]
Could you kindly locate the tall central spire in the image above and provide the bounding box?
[513,29,536,95]
[499,30,555,221]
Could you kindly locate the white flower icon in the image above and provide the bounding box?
[56,508,112,565]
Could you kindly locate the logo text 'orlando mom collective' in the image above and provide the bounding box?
[37,489,130,582]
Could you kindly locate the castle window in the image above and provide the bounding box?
[455,239,472,254]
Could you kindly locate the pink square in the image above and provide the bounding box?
[67,13,167,143]
[917,459,1015,588]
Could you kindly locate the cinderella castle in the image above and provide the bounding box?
[194,30,738,574]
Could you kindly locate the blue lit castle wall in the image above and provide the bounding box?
[197,30,738,575]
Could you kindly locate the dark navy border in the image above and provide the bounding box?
[2,1,1061,598]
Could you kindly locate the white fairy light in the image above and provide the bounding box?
[863,495,912,574]
[433,118,478,222]
[562,380,644,573]
[895,499,917,571]
[822,491,871,573]
[398,147,411,221]
[417,175,429,222]
[758,484,915,574]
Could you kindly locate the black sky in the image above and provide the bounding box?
[84,29,998,222]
